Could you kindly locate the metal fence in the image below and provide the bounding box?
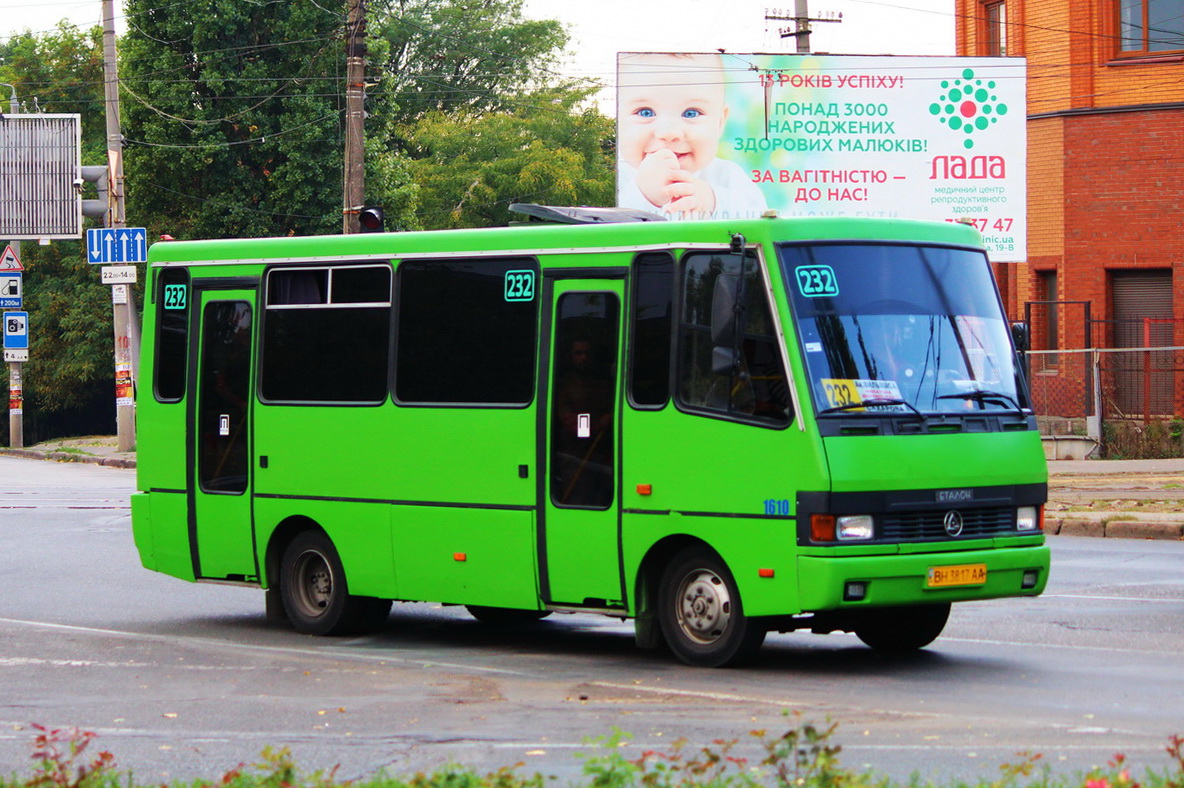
[1026,345,1184,458]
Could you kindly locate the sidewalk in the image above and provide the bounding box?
[0,436,136,469]
[1045,456,1184,540]
[1,440,1181,539]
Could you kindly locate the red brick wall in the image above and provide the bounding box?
[1062,108,1184,329]
[957,0,1184,343]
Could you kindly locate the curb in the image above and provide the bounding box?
[0,448,136,469]
[1046,517,1184,540]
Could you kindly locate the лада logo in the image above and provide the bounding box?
[929,68,1008,150]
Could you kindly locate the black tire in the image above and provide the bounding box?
[465,606,551,625]
[279,531,388,636]
[853,603,951,652]
[657,547,765,667]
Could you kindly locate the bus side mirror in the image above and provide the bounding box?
[1010,321,1030,351]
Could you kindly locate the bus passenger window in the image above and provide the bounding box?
[629,253,674,408]
[260,264,391,404]
[155,267,190,402]
[395,258,538,406]
[676,252,790,427]
[551,293,619,508]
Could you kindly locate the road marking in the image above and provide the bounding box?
[1041,593,1183,604]
[0,616,531,677]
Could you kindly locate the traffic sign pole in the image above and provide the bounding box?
[7,240,21,448]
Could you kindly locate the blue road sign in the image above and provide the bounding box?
[0,272,21,309]
[87,227,148,264]
[4,311,29,349]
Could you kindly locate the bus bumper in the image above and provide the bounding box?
[796,542,1050,611]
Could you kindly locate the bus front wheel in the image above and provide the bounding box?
[658,548,765,667]
[853,603,950,652]
[280,531,390,636]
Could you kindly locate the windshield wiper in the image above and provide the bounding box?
[819,398,926,420]
[936,390,1022,410]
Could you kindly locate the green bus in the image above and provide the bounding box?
[131,205,1049,667]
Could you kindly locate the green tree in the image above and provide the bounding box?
[369,0,568,124]
[404,88,615,230]
[119,0,359,239]
[1,24,115,443]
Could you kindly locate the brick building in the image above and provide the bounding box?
[956,0,1184,419]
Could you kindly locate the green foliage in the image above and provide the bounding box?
[368,0,569,125]
[1100,418,1184,460]
[0,22,105,160]
[0,25,116,440]
[403,88,614,229]
[119,0,349,239]
[3,723,1184,788]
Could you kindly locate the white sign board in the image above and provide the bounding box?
[101,265,138,284]
[616,53,1027,261]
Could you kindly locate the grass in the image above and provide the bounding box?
[3,718,1183,788]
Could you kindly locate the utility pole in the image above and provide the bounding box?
[102,0,136,452]
[765,2,842,54]
[4,84,22,448]
[342,0,366,234]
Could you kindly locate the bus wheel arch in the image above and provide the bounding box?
[637,537,766,666]
[269,519,391,636]
[634,536,703,651]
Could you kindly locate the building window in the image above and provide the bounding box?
[1037,270,1058,367]
[984,2,1007,56]
[1119,0,1184,54]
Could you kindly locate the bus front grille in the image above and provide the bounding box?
[879,507,1016,541]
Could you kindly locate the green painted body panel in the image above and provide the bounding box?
[254,497,395,598]
[254,406,535,505]
[133,213,1048,627]
[821,431,1048,493]
[797,542,1050,610]
[391,506,538,607]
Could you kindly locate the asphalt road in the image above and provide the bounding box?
[0,457,1181,785]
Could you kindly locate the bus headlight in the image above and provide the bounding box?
[837,515,874,540]
[1016,506,1040,531]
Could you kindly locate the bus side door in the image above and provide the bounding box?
[541,277,626,608]
[189,286,258,581]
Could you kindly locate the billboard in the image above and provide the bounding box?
[0,114,83,240]
[616,54,1027,261]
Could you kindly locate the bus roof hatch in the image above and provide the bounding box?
[508,204,667,225]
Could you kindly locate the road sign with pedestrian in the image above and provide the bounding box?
[0,273,22,309]
[87,227,148,264]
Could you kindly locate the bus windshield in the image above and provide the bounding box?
[780,243,1024,416]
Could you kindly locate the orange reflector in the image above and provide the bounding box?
[636,484,652,495]
[453,552,467,562]
[1038,505,1045,532]
[811,514,836,542]
[758,568,775,578]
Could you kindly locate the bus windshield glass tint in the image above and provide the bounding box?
[780,244,1024,415]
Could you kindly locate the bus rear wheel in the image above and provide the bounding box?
[658,548,765,668]
[280,531,390,636]
[853,603,950,652]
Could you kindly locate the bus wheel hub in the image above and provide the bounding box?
[678,570,731,643]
